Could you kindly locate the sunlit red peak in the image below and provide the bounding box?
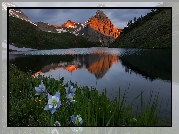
[62,20,76,28]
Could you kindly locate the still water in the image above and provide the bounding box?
[9,47,171,122]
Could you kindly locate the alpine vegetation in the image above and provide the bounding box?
[9,63,171,126]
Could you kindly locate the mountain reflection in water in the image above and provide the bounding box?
[32,54,119,80]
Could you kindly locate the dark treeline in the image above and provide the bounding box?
[110,8,171,49]
[122,9,167,34]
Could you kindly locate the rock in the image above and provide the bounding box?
[6,3,122,47]
[84,10,121,39]
[45,10,123,46]
[79,24,115,46]
[35,22,58,33]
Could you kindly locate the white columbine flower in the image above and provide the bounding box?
[44,92,61,114]
[70,114,83,125]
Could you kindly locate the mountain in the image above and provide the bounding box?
[2,2,19,48]
[80,10,122,46]
[9,8,35,25]
[51,10,122,46]
[34,22,58,33]
[8,7,58,33]
[54,20,86,36]
[9,16,101,49]
[6,3,120,49]
[3,2,58,34]
[54,20,77,28]
[3,2,37,26]
[85,10,121,39]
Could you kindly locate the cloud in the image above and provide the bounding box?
[13,2,161,28]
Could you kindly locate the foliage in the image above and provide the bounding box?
[110,9,171,49]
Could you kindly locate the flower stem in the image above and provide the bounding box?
[48,114,54,126]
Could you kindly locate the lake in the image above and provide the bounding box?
[9,47,171,123]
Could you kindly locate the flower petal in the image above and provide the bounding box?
[57,101,61,108]
[35,92,41,95]
[66,93,70,99]
[71,88,76,93]
[40,83,45,91]
[48,93,52,100]
[48,99,53,104]
[55,92,60,99]
[52,96,56,99]
[56,97,59,103]
[80,120,83,124]
[44,104,51,110]
[49,104,53,109]
[35,87,41,92]
[78,117,82,122]
[68,83,71,88]
[70,115,76,123]
[70,86,73,90]
[51,108,56,114]
[65,87,68,94]
[71,92,75,97]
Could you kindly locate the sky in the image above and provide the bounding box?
[14,2,163,29]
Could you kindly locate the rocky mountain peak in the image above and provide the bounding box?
[94,10,107,19]
[62,20,75,28]
[84,10,121,40]
[53,20,77,29]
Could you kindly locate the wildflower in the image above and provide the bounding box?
[35,81,46,95]
[44,92,61,114]
[65,82,76,104]
[54,121,61,126]
[65,82,76,96]
[66,93,75,104]
[51,128,59,134]
[70,114,83,125]
[70,127,83,132]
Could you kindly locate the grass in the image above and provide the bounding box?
[9,62,171,126]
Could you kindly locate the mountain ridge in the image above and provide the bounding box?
[4,2,171,49]
[6,5,121,46]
